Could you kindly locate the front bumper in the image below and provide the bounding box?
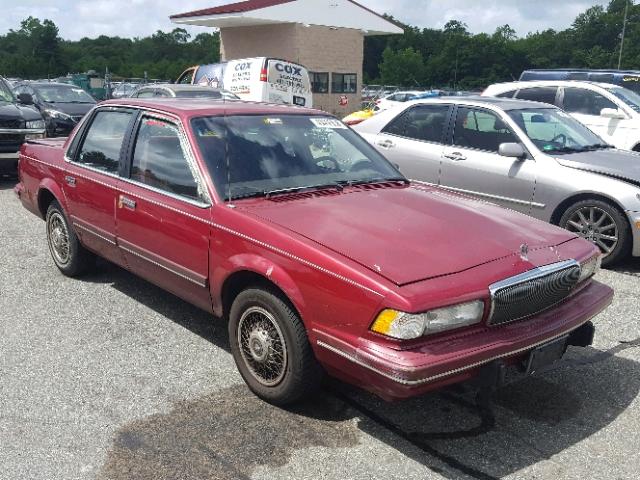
[626,210,640,257]
[314,280,613,400]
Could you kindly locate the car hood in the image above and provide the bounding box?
[0,101,42,126]
[44,102,95,116]
[554,148,640,186]
[237,184,577,285]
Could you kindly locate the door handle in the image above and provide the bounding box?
[118,195,136,210]
[377,139,395,149]
[444,152,467,161]
[64,175,76,186]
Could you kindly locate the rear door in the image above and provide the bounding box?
[63,107,136,266]
[266,58,312,107]
[439,105,536,215]
[373,104,452,184]
[116,113,213,312]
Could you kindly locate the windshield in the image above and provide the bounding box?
[34,85,96,103]
[176,89,240,99]
[191,114,404,201]
[508,108,608,154]
[606,86,640,113]
[0,78,15,102]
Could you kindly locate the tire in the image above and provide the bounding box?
[229,287,323,405]
[559,198,631,267]
[45,201,95,276]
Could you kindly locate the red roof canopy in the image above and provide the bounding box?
[170,0,295,19]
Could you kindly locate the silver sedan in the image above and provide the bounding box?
[354,96,640,266]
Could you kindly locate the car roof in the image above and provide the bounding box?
[405,95,558,111]
[487,80,620,90]
[26,81,78,88]
[101,98,325,118]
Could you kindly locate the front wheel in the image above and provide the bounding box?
[229,288,322,405]
[559,199,631,267]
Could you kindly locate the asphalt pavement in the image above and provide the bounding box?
[1,178,639,480]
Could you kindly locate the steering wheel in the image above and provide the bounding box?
[550,133,567,146]
[349,159,375,172]
[314,156,340,172]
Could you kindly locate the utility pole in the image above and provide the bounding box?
[618,0,630,69]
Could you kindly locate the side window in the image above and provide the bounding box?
[136,89,156,98]
[563,88,617,116]
[382,110,410,136]
[155,90,171,98]
[495,90,516,98]
[131,117,201,201]
[76,110,132,173]
[177,68,195,85]
[402,105,450,143]
[452,107,518,152]
[515,87,558,105]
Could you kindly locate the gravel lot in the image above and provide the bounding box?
[1,178,639,480]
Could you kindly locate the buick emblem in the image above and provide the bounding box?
[520,243,529,260]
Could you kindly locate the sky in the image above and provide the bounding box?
[0,0,610,40]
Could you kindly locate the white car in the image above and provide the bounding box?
[374,91,431,111]
[483,80,640,151]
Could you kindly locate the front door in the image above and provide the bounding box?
[439,106,536,215]
[63,107,135,266]
[561,87,632,147]
[116,114,213,312]
[373,104,452,184]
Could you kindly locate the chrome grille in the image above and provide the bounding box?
[488,260,581,326]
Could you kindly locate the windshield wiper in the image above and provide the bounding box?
[545,146,587,154]
[337,177,409,187]
[583,143,614,151]
[265,183,344,198]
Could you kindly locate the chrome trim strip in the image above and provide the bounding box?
[121,177,211,209]
[212,222,385,297]
[317,310,605,386]
[411,180,546,209]
[119,244,207,288]
[73,222,116,246]
[0,128,45,134]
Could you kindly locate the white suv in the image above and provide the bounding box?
[483,80,640,151]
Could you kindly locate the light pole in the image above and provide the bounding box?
[618,0,631,70]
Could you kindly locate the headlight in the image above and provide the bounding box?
[371,300,485,340]
[579,253,602,283]
[44,109,72,121]
[25,120,45,129]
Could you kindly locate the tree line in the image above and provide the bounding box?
[0,0,637,88]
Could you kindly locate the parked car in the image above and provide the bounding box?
[129,84,240,100]
[177,57,312,107]
[520,69,640,94]
[15,98,612,404]
[13,81,96,137]
[483,80,640,151]
[110,82,139,99]
[0,76,45,176]
[354,96,640,266]
[375,91,432,111]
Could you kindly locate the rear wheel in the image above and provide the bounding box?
[46,201,95,276]
[559,199,631,267]
[229,288,322,405]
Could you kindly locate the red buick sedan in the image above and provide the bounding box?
[15,99,612,404]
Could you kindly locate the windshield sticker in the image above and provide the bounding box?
[310,118,347,129]
[264,118,283,125]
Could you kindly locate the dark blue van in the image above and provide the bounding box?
[520,69,640,93]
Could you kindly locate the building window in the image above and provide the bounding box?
[310,72,329,94]
[332,73,357,94]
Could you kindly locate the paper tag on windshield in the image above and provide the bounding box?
[310,118,347,129]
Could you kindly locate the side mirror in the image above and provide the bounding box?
[600,108,626,120]
[498,142,526,160]
[18,93,34,105]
